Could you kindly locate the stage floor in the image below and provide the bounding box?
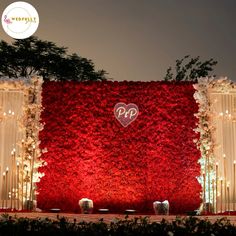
[4,212,236,224]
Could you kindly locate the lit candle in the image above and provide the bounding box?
[6,167,9,209]
[10,149,16,210]
[216,162,219,213]
[220,177,223,213]
[13,150,16,210]
[212,178,215,213]
[203,171,206,206]
[223,154,227,212]
[2,172,5,209]
[21,140,24,210]
[29,145,36,205]
[234,160,236,211]
[25,170,29,207]
[207,156,210,212]
[227,182,230,212]
[17,162,20,210]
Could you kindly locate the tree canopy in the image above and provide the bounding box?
[164,55,218,82]
[0,36,108,81]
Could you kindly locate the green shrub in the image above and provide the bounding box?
[0,214,235,236]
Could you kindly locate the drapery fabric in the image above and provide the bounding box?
[209,90,236,212]
[0,89,24,202]
[0,77,43,209]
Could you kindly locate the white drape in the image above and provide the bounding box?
[209,91,236,212]
[0,90,24,203]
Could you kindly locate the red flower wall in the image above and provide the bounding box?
[37,81,201,214]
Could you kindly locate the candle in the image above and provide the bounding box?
[220,178,223,213]
[203,171,206,212]
[21,140,25,210]
[29,145,36,206]
[6,167,9,209]
[216,162,219,213]
[2,172,5,209]
[234,160,236,211]
[25,170,28,208]
[227,183,230,212]
[17,162,20,210]
[207,156,210,211]
[12,148,16,208]
[204,153,207,201]
[212,179,215,213]
[10,149,16,210]
[223,154,227,212]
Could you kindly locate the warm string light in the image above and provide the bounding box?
[1,110,15,122]
[218,110,236,122]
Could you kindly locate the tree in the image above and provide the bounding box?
[0,36,108,81]
[164,55,217,82]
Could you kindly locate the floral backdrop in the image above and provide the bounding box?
[37,81,201,214]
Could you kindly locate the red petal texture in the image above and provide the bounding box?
[37,81,201,214]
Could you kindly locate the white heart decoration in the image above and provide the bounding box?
[114,103,139,127]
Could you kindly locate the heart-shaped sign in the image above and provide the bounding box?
[114,103,139,127]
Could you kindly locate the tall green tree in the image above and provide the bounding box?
[0,36,108,81]
[164,55,217,82]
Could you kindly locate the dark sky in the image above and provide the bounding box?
[1,0,236,81]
